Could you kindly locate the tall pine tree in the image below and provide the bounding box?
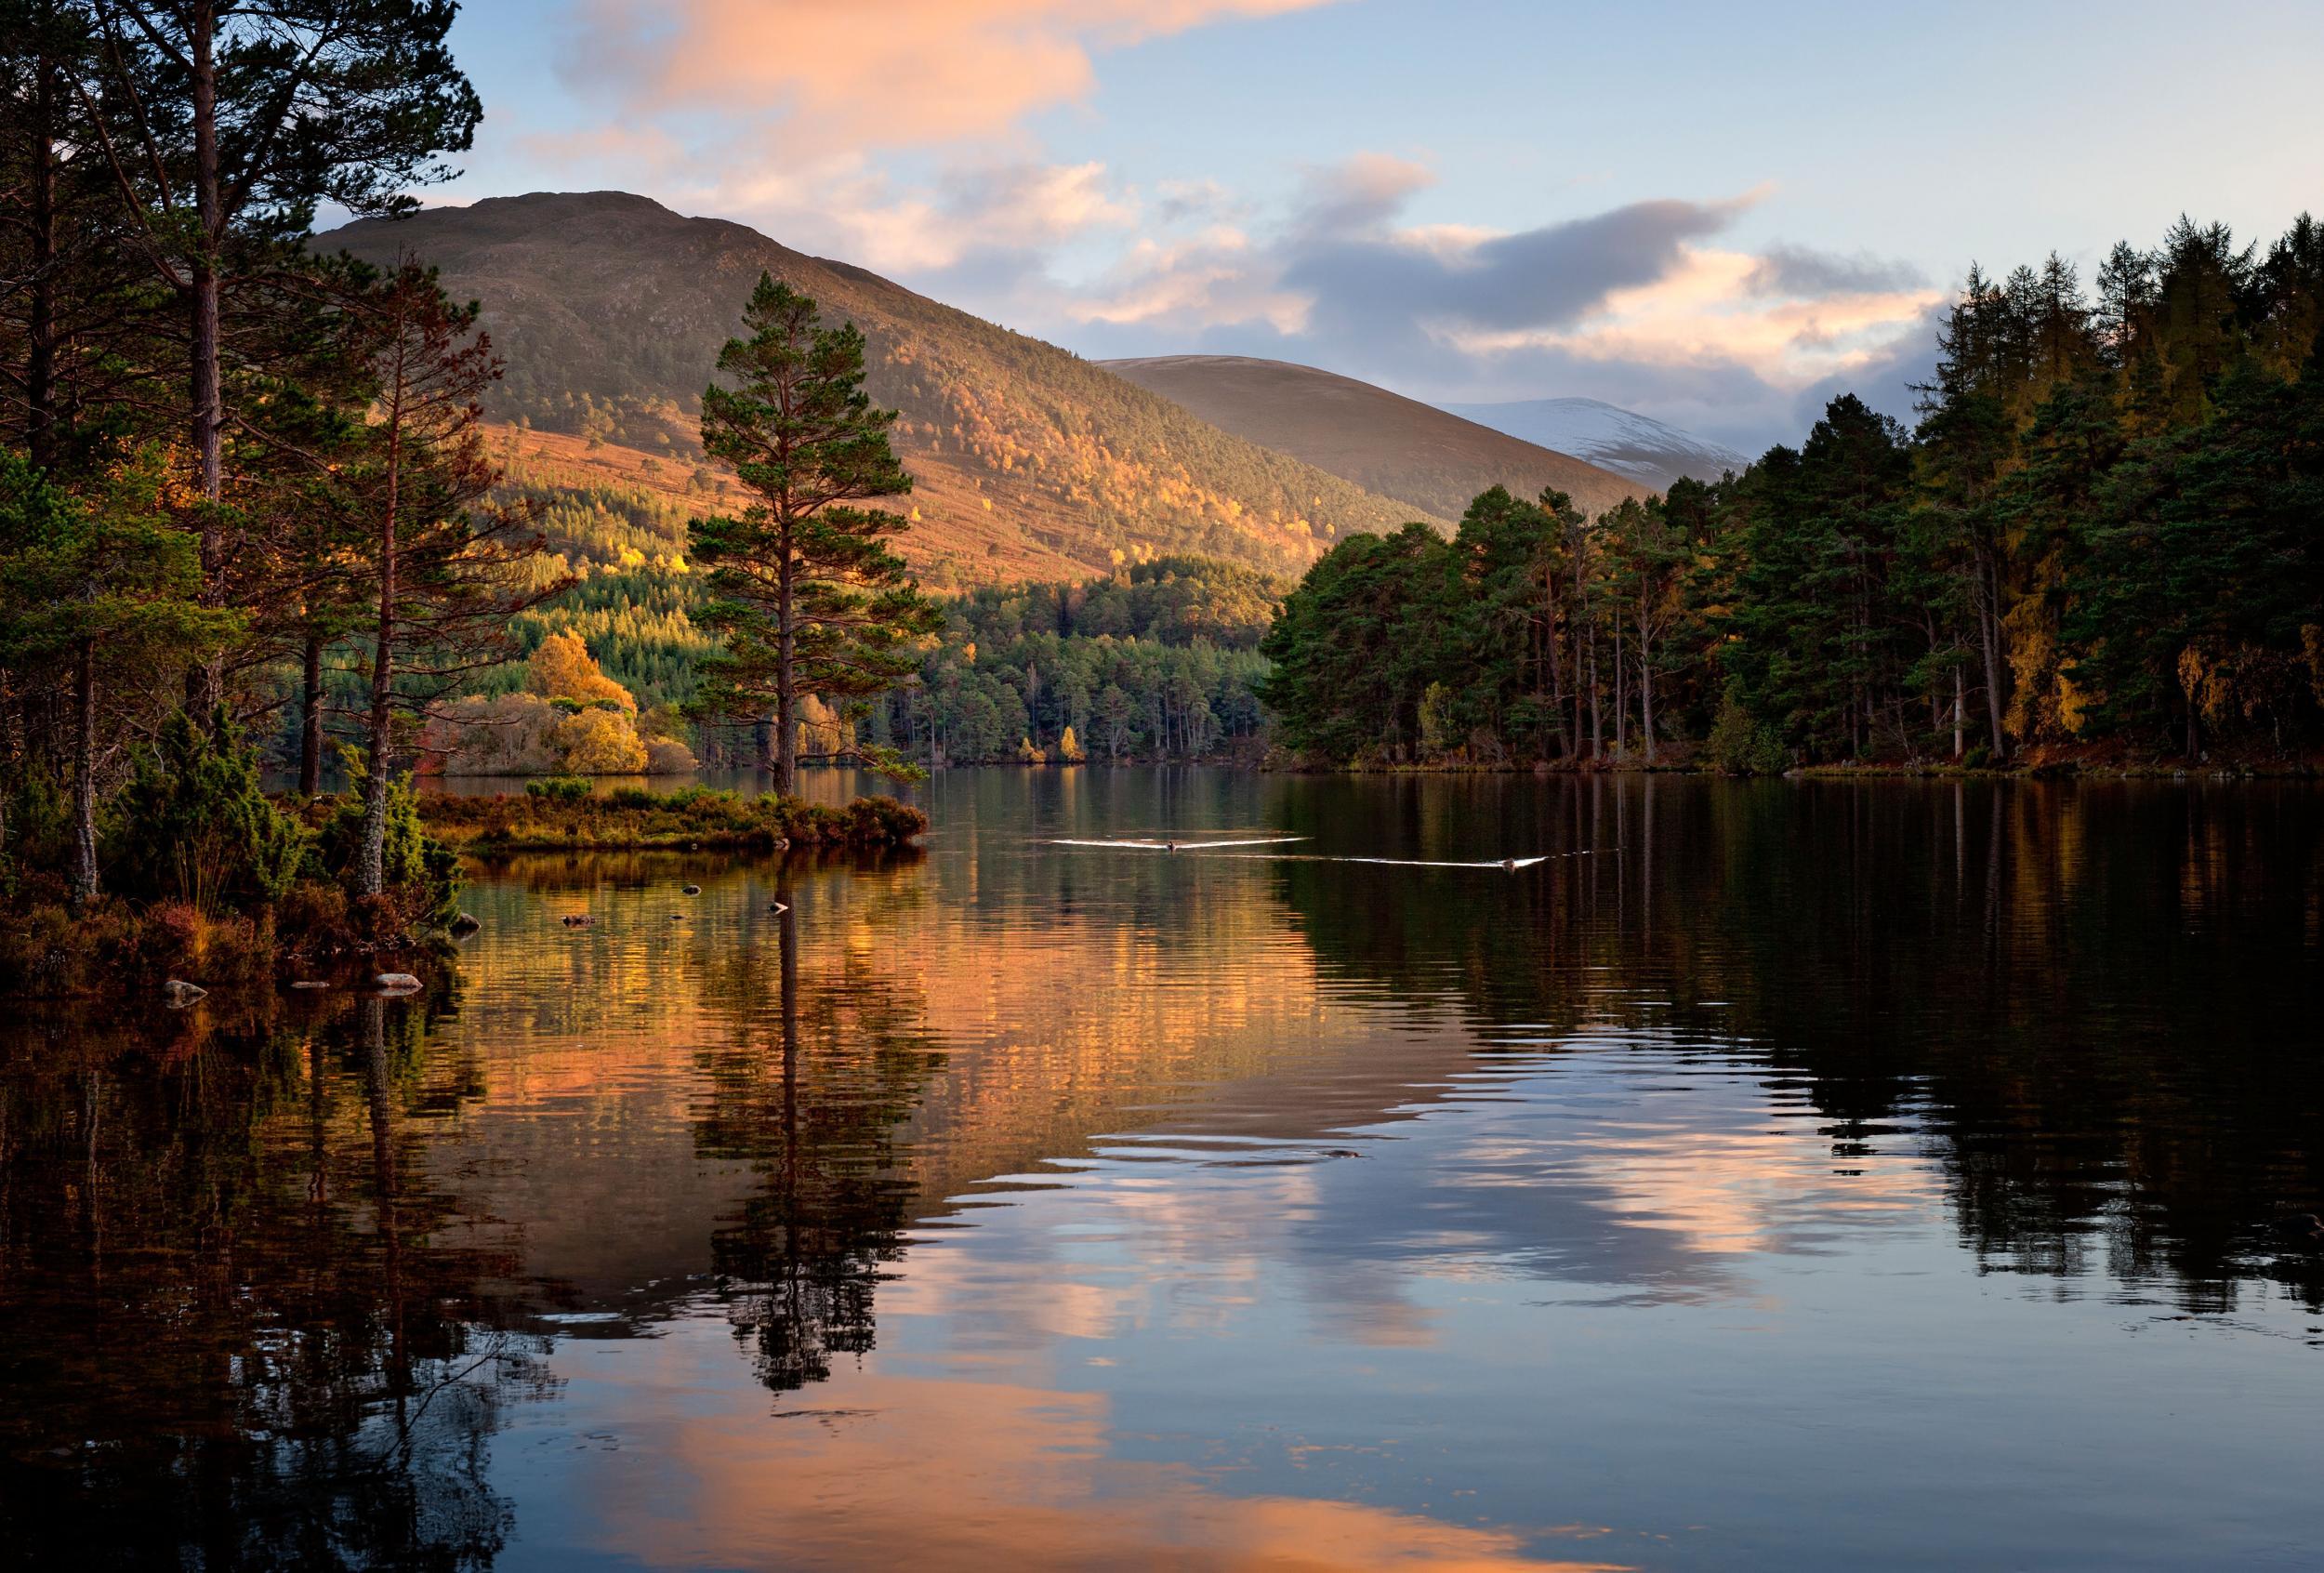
[690,273,939,794]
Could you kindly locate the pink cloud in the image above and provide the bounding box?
[565,0,1338,154]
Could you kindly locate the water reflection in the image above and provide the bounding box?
[0,989,551,1568]
[2,773,2320,1568]
[1258,777,2324,1308]
[697,878,944,1392]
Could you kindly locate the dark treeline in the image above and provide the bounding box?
[875,556,1281,764]
[1262,216,2324,771]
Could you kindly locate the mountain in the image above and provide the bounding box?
[1437,398,1749,492]
[317,192,1421,587]
[1100,355,1642,522]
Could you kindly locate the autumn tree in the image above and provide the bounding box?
[689,273,939,794]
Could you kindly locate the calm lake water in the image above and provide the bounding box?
[5,771,2322,1570]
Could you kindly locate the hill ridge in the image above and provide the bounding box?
[1099,353,1644,522]
[322,192,1427,588]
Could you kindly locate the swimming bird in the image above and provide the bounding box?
[2273,1212,2324,1244]
[1165,840,1179,853]
[1501,858,1517,871]
[768,901,790,914]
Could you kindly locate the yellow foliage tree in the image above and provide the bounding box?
[527,630,635,711]
[1056,724,1085,762]
[551,707,649,773]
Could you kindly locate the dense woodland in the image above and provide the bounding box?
[1263,216,2324,771]
[881,557,1280,765]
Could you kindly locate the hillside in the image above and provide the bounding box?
[486,422,1107,587]
[1438,396,1748,492]
[319,192,1423,585]
[1101,355,1644,520]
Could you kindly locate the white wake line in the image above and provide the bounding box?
[1048,837,1308,850]
[1204,853,1552,868]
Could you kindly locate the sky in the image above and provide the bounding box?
[429,0,2324,454]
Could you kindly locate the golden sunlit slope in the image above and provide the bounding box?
[319,192,1427,583]
[485,424,1102,588]
[1103,354,1646,521]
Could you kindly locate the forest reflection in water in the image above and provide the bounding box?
[2,772,2320,1570]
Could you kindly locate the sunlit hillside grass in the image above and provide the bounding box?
[324,192,1432,584]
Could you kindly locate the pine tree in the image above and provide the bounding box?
[324,261,541,899]
[690,273,939,794]
[0,448,235,904]
[67,0,482,709]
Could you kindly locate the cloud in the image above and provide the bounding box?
[1744,243,1929,298]
[1788,300,1949,436]
[561,0,1337,156]
[1046,157,1945,454]
[509,0,1949,458]
[939,161,1137,248]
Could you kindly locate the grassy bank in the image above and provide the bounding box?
[416,784,928,853]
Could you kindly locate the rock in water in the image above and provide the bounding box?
[372,972,422,993]
[681,884,701,895]
[162,979,206,1006]
[449,912,482,935]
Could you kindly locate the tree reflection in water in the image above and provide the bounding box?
[0,989,552,1569]
[1261,775,2324,1310]
[692,868,948,1393]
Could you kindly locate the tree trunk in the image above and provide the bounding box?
[299,631,325,797]
[187,4,227,719]
[1571,608,1586,760]
[70,639,98,909]
[1639,619,1657,766]
[358,361,403,902]
[1588,623,1602,760]
[1542,566,1570,760]
[1952,664,1965,760]
[1613,620,1628,758]
[1975,549,2007,759]
[26,20,57,470]
[775,543,797,796]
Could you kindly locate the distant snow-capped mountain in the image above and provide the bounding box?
[1439,398,1748,493]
